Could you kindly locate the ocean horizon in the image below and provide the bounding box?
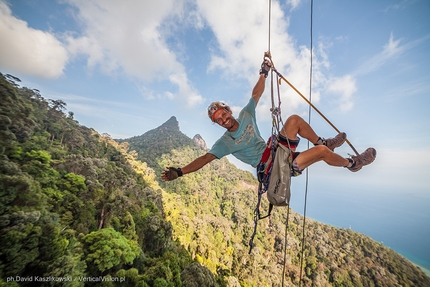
[289,179,430,277]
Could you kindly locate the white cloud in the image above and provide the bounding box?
[169,72,202,107]
[383,0,410,13]
[326,75,356,112]
[195,0,306,119]
[383,32,403,57]
[384,75,430,101]
[196,0,270,76]
[0,1,68,78]
[0,0,364,113]
[354,32,430,77]
[64,0,203,106]
[66,35,104,70]
[195,0,355,119]
[286,0,303,11]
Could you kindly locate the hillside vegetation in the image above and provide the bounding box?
[1,72,429,286]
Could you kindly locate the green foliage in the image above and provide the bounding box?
[115,268,148,287]
[1,72,429,287]
[59,173,86,194]
[0,73,196,286]
[181,262,218,287]
[122,212,138,242]
[140,206,173,257]
[0,214,42,276]
[82,228,140,272]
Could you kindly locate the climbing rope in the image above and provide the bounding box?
[298,0,313,285]
[252,1,361,286]
[273,72,360,156]
[265,1,291,285]
[248,0,290,257]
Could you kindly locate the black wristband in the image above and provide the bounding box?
[177,168,183,177]
[260,60,270,78]
[259,69,268,78]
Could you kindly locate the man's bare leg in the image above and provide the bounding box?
[294,145,349,170]
[279,114,319,143]
[279,114,349,170]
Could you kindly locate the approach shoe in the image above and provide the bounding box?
[325,132,347,151]
[348,147,377,172]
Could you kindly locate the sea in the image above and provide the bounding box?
[288,178,430,277]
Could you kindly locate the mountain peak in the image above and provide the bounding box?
[193,134,207,150]
[160,116,179,131]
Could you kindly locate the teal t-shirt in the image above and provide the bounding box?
[208,98,266,168]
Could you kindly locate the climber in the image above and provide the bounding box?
[161,56,376,181]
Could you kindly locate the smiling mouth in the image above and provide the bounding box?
[226,119,236,131]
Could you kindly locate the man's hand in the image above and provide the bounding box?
[161,167,183,181]
[259,53,272,78]
[161,153,215,181]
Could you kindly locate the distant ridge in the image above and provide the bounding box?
[118,116,204,170]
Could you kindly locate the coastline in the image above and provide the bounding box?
[398,252,430,278]
[413,262,430,278]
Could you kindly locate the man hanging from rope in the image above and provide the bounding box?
[161,54,376,181]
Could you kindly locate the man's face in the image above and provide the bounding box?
[213,109,235,130]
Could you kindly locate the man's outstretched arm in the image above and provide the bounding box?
[252,56,271,105]
[252,73,267,105]
[161,153,217,181]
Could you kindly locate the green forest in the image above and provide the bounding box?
[1,72,429,286]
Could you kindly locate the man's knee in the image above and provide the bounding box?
[313,145,331,156]
[282,114,306,139]
[286,114,302,123]
[283,114,302,131]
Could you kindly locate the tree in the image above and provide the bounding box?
[59,172,86,194]
[181,262,218,287]
[82,228,140,273]
[122,212,138,242]
[115,268,148,287]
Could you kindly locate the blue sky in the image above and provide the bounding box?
[1,0,430,267]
